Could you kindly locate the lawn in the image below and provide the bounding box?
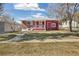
[0,30,79,56]
[0,42,79,56]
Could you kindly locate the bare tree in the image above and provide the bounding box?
[0,3,4,15]
[47,3,79,32]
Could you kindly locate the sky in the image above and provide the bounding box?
[3,3,50,21]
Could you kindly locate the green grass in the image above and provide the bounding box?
[0,42,79,55]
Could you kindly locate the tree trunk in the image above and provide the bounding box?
[69,19,73,32]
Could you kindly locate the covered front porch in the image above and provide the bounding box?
[21,20,46,31]
[32,21,46,30]
[21,20,59,31]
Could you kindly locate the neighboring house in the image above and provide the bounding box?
[20,18,59,31]
[0,15,21,33]
[61,20,79,30]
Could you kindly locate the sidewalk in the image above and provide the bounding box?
[0,38,79,43]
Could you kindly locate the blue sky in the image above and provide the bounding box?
[3,3,49,21]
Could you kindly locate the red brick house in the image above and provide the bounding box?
[21,19,59,31]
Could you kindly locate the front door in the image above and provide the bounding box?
[46,21,57,30]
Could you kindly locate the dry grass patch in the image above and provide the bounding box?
[0,33,17,41]
[0,42,79,56]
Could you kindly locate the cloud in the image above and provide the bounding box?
[32,13,49,19]
[18,17,31,20]
[32,13,45,18]
[14,3,45,11]
[18,13,51,21]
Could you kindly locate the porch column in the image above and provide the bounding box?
[44,20,46,31]
[34,21,37,29]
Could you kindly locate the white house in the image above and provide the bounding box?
[61,20,79,31]
[0,15,21,33]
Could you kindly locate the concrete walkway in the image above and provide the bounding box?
[22,39,79,42]
[0,39,79,43]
